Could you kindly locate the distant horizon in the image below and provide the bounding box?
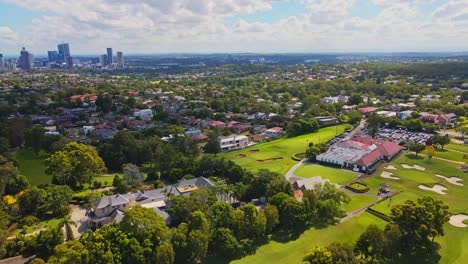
[1,1,468,55]
[3,50,468,58]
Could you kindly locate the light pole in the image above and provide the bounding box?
[306,139,309,152]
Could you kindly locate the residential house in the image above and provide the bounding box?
[265,127,283,139]
[133,109,154,121]
[87,177,214,228]
[219,135,249,151]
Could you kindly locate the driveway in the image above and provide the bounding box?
[69,205,88,239]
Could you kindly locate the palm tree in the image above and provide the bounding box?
[60,216,77,241]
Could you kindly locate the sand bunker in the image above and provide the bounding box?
[256,157,283,164]
[386,165,397,170]
[435,174,464,186]
[236,154,246,159]
[250,149,260,153]
[401,164,426,171]
[381,171,400,180]
[418,184,447,194]
[449,214,468,228]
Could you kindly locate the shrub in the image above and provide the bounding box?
[345,182,370,193]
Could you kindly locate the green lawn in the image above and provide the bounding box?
[223,124,352,175]
[446,143,468,153]
[93,175,117,186]
[10,149,51,186]
[231,212,386,264]
[294,164,358,184]
[364,153,468,264]
[432,149,467,163]
[341,195,378,213]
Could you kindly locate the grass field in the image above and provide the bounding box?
[432,149,467,163]
[446,143,468,153]
[341,195,378,213]
[231,212,385,264]
[294,164,358,184]
[223,124,352,175]
[364,152,468,264]
[11,149,52,186]
[233,142,468,264]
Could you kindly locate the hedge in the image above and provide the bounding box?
[366,207,391,222]
[345,182,370,193]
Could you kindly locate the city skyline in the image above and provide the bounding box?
[0,0,468,54]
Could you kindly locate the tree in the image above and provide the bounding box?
[24,125,45,154]
[347,109,362,125]
[383,223,402,259]
[326,242,357,264]
[266,174,293,197]
[354,224,385,261]
[0,156,28,195]
[306,146,321,161]
[47,142,106,189]
[122,163,144,186]
[209,201,234,229]
[390,196,449,255]
[303,245,333,264]
[263,204,280,234]
[211,228,242,257]
[155,243,175,264]
[47,240,88,264]
[455,125,468,139]
[188,230,209,264]
[189,211,210,234]
[407,142,426,156]
[347,94,363,105]
[314,182,350,223]
[426,145,436,159]
[112,174,129,193]
[60,216,77,241]
[205,131,221,154]
[0,137,10,155]
[120,205,169,247]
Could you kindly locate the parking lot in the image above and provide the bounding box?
[360,127,432,144]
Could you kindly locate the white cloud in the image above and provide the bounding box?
[1,0,468,53]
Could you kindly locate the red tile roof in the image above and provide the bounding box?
[353,137,402,167]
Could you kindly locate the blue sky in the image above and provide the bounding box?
[0,0,467,54]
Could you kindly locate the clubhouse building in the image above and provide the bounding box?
[316,136,402,172]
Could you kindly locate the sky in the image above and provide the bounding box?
[1,0,468,55]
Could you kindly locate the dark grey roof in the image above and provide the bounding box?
[109,209,125,223]
[96,194,134,209]
[171,177,214,189]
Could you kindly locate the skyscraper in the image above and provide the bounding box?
[66,56,73,69]
[106,48,113,65]
[19,47,33,70]
[58,43,70,63]
[99,54,107,66]
[48,51,58,62]
[117,51,124,68]
[0,54,4,70]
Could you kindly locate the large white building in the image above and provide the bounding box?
[219,135,249,151]
[317,137,402,172]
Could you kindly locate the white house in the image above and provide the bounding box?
[133,109,154,120]
[82,126,95,135]
[219,135,249,151]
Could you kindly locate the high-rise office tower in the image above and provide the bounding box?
[106,48,113,65]
[0,54,4,70]
[66,56,73,69]
[48,51,58,62]
[19,47,33,70]
[117,51,124,68]
[99,54,107,66]
[58,43,70,63]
